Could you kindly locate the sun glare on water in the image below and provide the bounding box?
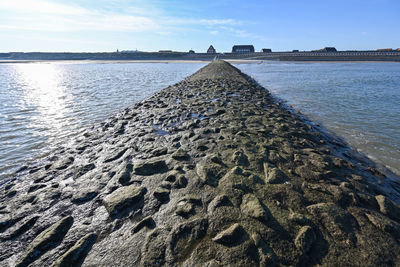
[16,63,71,134]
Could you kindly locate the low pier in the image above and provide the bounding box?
[1,61,400,266]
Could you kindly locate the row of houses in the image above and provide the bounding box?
[153,46,400,54]
[205,45,271,54]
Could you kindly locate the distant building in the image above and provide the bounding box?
[261,48,272,53]
[188,50,195,54]
[207,45,216,54]
[397,48,400,51]
[292,50,299,52]
[232,45,255,53]
[159,50,173,53]
[324,47,337,52]
[377,48,393,51]
[312,47,337,52]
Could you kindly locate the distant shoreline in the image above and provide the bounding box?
[1,51,400,62]
[1,59,400,64]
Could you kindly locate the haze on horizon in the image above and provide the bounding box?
[0,0,399,53]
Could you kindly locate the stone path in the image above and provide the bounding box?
[1,61,400,266]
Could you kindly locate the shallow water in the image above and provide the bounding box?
[236,62,400,176]
[0,62,205,179]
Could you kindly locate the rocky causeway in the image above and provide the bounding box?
[1,61,400,266]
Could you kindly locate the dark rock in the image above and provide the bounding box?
[141,228,168,266]
[375,195,400,221]
[16,216,74,267]
[103,185,146,217]
[263,163,287,184]
[172,175,188,189]
[132,216,156,234]
[153,188,170,203]
[197,163,225,187]
[6,215,40,240]
[71,189,98,204]
[75,163,95,177]
[152,147,168,157]
[54,233,97,267]
[232,151,249,166]
[172,149,190,161]
[294,226,316,253]
[104,148,128,163]
[28,183,46,193]
[212,223,248,246]
[117,163,133,185]
[134,159,168,176]
[240,194,268,222]
[207,195,232,213]
[54,156,74,170]
[166,218,208,263]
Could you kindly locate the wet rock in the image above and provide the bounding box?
[172,175,188,189]
[104,148,128,163]
[74,163,96,178]
[263,163,287,184]
[208,195,232,213]
[153,188,170,203]
[251,233,276,265]
[134,159,168,176]
[103,185,146,217]
[141,228,168,266]
[151,147,168,157]
[117,163,133,185]
[165,172,177,182]
[54,233,97,267]
[197,163,225,187]
[197,144,209,151]
[172,149,190,161]
[131,216,156,234]
[288,211,309,225]
[294,226,316,253]
[232,151,249,166]
[54,156,74,170]
[240,194,268,222]
[306,202,357,243]
[166,218,208,263]
[212,223,248,246]
[375,195,400,221]
[176,195,202,218]
[16,216,74,267]
[5,215,40,240]
[365,212,400,239]
[28,183,46,193]
[71,189,98,204]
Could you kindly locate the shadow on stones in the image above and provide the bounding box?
[110,198,145,220]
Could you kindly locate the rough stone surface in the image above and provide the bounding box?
[54,233,97,267]
[294,226,316,253]
[212,223,247,246]
[240,194,268,222]
[103,185,146,216]
[16,216,73,267]
[1,61,400,266]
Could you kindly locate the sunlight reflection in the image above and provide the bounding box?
[16,63,70,134]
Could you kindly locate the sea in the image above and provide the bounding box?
[0,61,399,182]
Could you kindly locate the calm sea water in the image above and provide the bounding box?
[0,62,205,179]
[236,62,400,176]
[0,61,399,181]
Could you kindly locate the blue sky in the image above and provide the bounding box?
[0,0,399,52]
